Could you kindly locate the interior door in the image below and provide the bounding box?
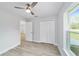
[48,21,55,44]
[26,22,32,41]
[40,21,55,44]
[40,21,49,42]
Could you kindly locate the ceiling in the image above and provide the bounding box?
[0,2,64,19]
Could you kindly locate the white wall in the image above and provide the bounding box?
[57,3,72,56]
[0,10,21,54]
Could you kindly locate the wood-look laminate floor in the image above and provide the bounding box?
[1,41,61,56]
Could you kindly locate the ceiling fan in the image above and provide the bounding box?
[14,2,38,16]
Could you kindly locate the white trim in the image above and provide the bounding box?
[0,43,20,55]
[27,40,57,46]
[63,49,70,56]
[37,40,57,45]
[63,3,79,56]
[26,40,42,43]
[40,41,57,46]
[63,49,76,56]
[67,29,79,33]
[58,47,67,56]
[58,46,75,56]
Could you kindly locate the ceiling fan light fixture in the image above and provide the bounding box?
[15,2,38,15]
[25,9,31,13]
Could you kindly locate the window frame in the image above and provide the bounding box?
[63,3,79,56]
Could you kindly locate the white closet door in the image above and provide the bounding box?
[48,21,55,44]
[40,21,49,42]
[40,21,55,44]
[26,22,32,41]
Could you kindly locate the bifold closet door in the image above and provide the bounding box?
[40,21,55,44]
[40,21,49,43]
[26,22,32,41]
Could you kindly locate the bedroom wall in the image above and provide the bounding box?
[0,10,22,54]
[57,3,72,55]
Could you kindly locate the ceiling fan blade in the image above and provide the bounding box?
[31,2,38,8]
[31,11,34,15]
[26,3,30,7]
[14,6,24,9]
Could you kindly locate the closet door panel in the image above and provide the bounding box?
[48,21,55,44]
[40,21,55,44]
[40,22,49,42]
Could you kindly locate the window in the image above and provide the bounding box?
[63,3,79,56]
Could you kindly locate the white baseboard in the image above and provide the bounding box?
[34,40,57,46]
[27,40,57,46]
[63,49,75,56]
[58,46,76,56]
[58,47,67,56]
[26,40,40,43]
[32,40,41,43]
[0,43,20,55]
